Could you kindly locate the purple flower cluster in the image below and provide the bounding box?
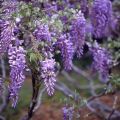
[33,24,51,41]
[0,20,14,55]
[0,0,115,109]
[70,11,86,57]
[40,58,56,96]
[62,106,74,120]
[57,34,74,70]
[2,0,18,16]
[8,44,26,107]
[91,0,113,38]
[90,42,112,83]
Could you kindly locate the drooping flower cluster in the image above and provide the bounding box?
[0,20,14,55]
[2,0,18,16]
[62,106,74,120]
[33,24,51,41]
[8,44,26,107]
[0,0,116,109]
[34,23,57,96]
[91,0,113,38]
[90,42,112,83]
[70,11,86,57]
[56,34,74,70]
[40,58,56,96]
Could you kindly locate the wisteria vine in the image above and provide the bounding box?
[0,0,119,119]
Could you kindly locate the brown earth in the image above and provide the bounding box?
[27,92,120,120]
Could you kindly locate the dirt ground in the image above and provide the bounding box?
[25,92,120,120]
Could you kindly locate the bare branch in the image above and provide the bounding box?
[0,115,5,120]
[71,64,92,81]
[55,80,81,101]
[86,100,120,120]
[107,96,118,120]
[33,87,46,112]
[71,64,96,95]
[61,70,103,90]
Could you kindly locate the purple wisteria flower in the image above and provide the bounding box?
[0,20,15,55]
[40,58,56,96]
[56,34,74,70]
[90,42,112,83]
[2,0,18,16]
[33,24,51,41]
[70,11,86,57]
[91,0,113,38]
[62,106,74,120]
[62,107,68,120]
[8,44,26,107]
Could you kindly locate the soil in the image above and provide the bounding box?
[27,92,120,120]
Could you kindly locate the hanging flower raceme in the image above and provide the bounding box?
[91,0,113,38]
[0,20,15,55]
[70,11,86,57]
[62,106,74,120]
[1,0,18,16]
[90,42,112,83]
[8,44,26,107]
[34,23,56,96]
[40,58,56,96]
[33,24,51,42]
[56,34,74,70]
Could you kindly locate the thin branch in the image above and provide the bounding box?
[71,64,96,95]
[61,70,103,90]
[86,100,120,120]
[107,96,118,120]
[87,89,107,103]
[0,115,5,120]
[55,80,81,101]
[71,64,93,81]
[85,91,120,120]
[33,87,46,112]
